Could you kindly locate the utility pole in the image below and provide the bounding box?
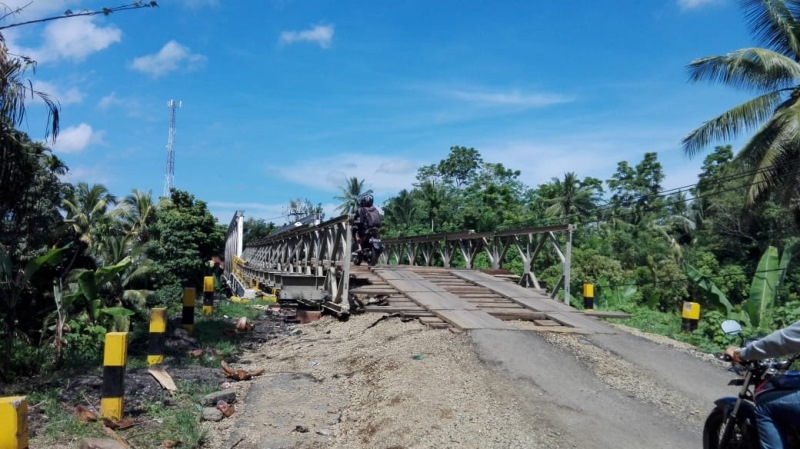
[163,99,181,198]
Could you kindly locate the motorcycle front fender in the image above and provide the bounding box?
[713,397,757,421]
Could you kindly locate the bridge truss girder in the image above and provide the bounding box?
[382,224,574,304]
[228,215,354,315]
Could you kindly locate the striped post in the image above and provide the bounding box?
[0,396,28,449]
[583,283,594,311]
[202,276,214,316]
[147,308,166,366]
[182,288,196,333]
[101,332,128,421]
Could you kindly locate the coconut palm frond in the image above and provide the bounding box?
[683,91,784,157]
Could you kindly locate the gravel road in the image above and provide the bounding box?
[202,313,736,449]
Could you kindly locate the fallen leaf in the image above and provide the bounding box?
[188,349,204,357]
[163,440,181,448]
[221,404,235,418]
[211,349,225,360]
[221,361,265,381]
[103,417,135,430]
[75,405,98,423]
[103,426,132,448]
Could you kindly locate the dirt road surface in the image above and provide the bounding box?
[203,313,735,449]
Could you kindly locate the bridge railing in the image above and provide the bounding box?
[381,224,575,304]
[230,214,354,314]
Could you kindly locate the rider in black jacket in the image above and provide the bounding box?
[725,321,800,449]
[354,194,381,254]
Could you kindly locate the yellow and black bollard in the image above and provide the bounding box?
[0,396,28,449]
[182,287,196,333]
[202,276,214,316]
[100,332,128,421]
[583,283,594,311]
[681,302,700,332]
[147,308,166,366]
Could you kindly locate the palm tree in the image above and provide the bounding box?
[683,0,800,209]
[62,182,118,248]
[543,172,596,221]
[116,189,155,241]
[420,181,445,232]
[334,177,371,215]
[384,189,418,228]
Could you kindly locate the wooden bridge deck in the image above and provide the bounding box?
[349,265,617,334]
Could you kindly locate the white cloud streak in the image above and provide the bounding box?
[677,0,718,10]
[445,89,573,107]
[22,16,123,62]
[51,123,103,154]
[33,81,84,105]
[279,25,334,48]
[130,40,207,78]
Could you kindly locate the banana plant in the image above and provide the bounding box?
[596,276,637,309]
[682,263,734,316]
[64,256,135,329]
[742,245,793,329]
[0,243,72,366]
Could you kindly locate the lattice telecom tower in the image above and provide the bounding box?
[163,99,182,198]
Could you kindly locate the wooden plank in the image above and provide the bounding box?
[364,306,426,313]
[406,291,478,311]
[435,309,516,330]
[385,279,434,292]
[532,319,560,327]
[374,269,424,280]
[583,311,630,319]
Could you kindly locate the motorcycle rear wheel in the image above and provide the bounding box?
[703,407,758,449]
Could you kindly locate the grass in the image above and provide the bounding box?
[27,389,107,445]
[20,297,273,448]
[125,381,213,448]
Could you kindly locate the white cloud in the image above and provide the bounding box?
[25,16,123,62]
[59,165,110,186]
[677,0,718,10]
[51,123,103,154]
[33,81,84,105]
[275,155,418,198]
[279,25,334,48]
[445,88,573,107]
[130,40,207,78]
[0,1,80,20]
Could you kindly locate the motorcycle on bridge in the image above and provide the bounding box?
[703,320,800,448]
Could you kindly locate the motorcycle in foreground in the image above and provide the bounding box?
[351,227,382,266]
[703,319,800,448]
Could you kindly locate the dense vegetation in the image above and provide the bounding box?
[5,0,800,384]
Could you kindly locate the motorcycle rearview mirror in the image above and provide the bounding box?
[720,320,743,335]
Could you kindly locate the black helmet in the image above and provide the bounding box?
[360,194,374,207]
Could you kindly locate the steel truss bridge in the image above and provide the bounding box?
[224,211,574,317]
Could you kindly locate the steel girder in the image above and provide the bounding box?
[231,214,353,314]
[382,224,574,304]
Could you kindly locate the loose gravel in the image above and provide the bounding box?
[202,314,725,449]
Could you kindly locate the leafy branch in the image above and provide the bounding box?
[0,1,158,31]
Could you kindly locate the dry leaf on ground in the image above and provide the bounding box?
[75,405,98,423]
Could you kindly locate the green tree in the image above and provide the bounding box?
[683,0,800,214]
[438,146,483,188]
[146,189,224,303]
[116,189,157,241]
[62,182,118,250]
[334,177,370,215]
[542,172,599,222]
[243,217,275,245]
[606,152,665,225]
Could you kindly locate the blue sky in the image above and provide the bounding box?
[5,0,757,224]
